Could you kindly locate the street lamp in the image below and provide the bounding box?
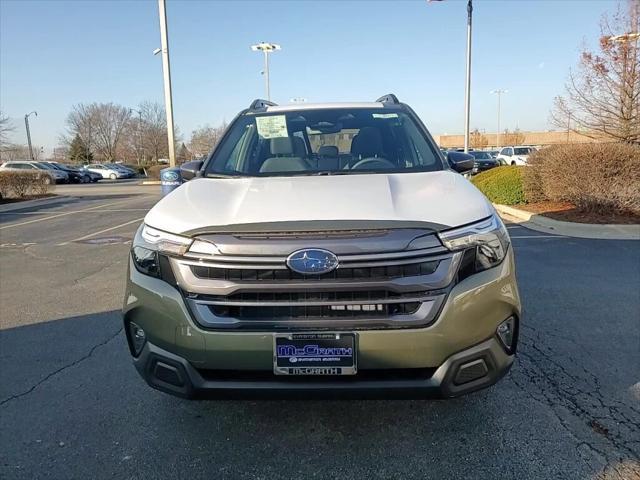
[24,111,37,161]
[490,89,508,150]
[251,42,281,101]
[429,0,473,153]
[154,0,176,167]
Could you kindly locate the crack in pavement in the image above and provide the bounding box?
[0,327,123,407]
[511,324,640,479]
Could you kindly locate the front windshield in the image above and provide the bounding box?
[471,151,492,159]
[205,108,443,177]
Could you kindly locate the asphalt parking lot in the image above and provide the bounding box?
[0,183,638,480]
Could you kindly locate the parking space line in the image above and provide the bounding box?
[0,208,150,216]
[0,197,151,230]
[511,235,567,239]
[58,217,145,245]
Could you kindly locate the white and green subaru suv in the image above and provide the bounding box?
[124,95,520,399]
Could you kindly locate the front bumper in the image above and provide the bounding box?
[133,335,514,399]
[124,248,520,399]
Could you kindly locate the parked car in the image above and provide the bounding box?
[109,164,136,177]
[83,163,128,180]
[0,160,68,183]
[42,161,92,183]
[496,146,537,166]
[469,151,499,174]
[124,94,520,400]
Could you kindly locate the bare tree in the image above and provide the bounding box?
[66,103,131,162]
[189,123,226,159]
[470,128,488,149]
[139,101,169,162]
[551,0,639,143]
[502,128,525,146]
[0,111,15,150]
[0,144,42,161]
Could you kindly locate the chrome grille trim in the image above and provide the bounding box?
[186,295,446,330]
[180,246,449,268]
[170,252,461,297]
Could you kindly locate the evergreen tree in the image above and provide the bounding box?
[68,134,93,163]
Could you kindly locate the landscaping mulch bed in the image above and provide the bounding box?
[520,201,640,225]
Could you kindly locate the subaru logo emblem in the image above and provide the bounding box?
[286,249,339,275]
[162,171,180,182]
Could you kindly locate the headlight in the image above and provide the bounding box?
[141,224,192,255]
[438,214,510,274]
[132,246,160,277]
[131,224,193,278]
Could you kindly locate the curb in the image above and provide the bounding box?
[494,204,640,240]
[140,181,161,185]
[0,195,72,213]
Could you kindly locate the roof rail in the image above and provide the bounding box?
[375,93,399,104]
[249,99,278,110]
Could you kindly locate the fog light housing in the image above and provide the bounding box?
[128,321,146,356]
[497,316,517,353]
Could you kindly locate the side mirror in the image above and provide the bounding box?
[446,151,475,174]
[180,160,204,181]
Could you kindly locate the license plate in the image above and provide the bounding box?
[273,333,357,375]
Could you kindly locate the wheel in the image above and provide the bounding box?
[109,173,117,180]
[510,161,516,166]
[82,175,90,183]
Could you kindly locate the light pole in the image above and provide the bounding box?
[155,0,176,167]
[490,89,507,149]
[24,111,37,161]
[251,42,281,101]
[463,0,473,153]
[429,0,473,153]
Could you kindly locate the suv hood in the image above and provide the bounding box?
[144,171,493,235]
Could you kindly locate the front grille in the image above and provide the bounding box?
[170,229,460,330]
[190,260,439,282]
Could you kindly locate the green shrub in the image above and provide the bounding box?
[525,143,640,214]
[0,170,53,199]
[471,166,525,205]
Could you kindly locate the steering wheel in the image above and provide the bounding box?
[351,157,396,170]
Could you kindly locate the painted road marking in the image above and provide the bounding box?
[0,197,151,230]
[0,208,149,215]
[58,217,145,245]
[511,235,567,239]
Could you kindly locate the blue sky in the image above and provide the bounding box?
[0,0,618,153]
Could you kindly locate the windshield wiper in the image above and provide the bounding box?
[205,173,244,179]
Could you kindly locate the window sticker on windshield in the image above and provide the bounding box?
[372,113,398,119]
[256,115,288,139]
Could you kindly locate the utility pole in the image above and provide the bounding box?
[24,111,37,161]
[490,89,507,149]
[251,42,281,101]
[463,0,473,153]
[156,0,176,167]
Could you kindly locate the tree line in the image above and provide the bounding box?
[0,102,227,165]
[63,101,227,165]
